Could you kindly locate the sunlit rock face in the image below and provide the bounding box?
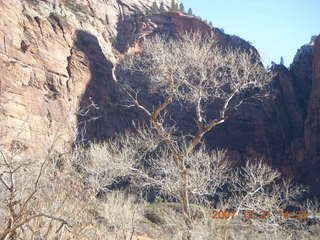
[0,0,169,158]
[116,11,256,54]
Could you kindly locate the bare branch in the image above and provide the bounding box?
[0,213,71,240]
[124,87,151,116]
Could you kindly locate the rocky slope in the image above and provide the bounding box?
[0,0,319,193]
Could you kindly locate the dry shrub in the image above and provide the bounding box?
[1,135,319,240]
[0,147,100,240]
[144,159,320,240]
[103,191,146,240]
[0,147,146,240]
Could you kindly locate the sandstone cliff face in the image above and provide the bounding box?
[116,11,255,55]
[0,0,168,157]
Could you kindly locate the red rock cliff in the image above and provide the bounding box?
[0,0,169,158]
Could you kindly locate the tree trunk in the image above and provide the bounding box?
[180,169,192,240]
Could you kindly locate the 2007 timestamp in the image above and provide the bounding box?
[212,210,308,220]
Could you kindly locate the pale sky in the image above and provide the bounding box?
[181,0,320,67]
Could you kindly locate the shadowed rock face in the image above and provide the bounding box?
[0,1,319,193]
[73,30,146,144]
[210,37,320,195]
[303,36,320,194]
[305,37,320,159]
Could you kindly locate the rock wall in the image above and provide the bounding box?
[0,0,168,158]
[305,36,320,160]
[303,36,320,193]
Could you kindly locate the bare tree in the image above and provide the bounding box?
[223,159,309,239]
[72,127,230,240]
[117,31,272,239]
[120,32,271,156]
[0,150,71,240]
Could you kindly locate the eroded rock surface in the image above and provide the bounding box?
[0,0,168,157]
